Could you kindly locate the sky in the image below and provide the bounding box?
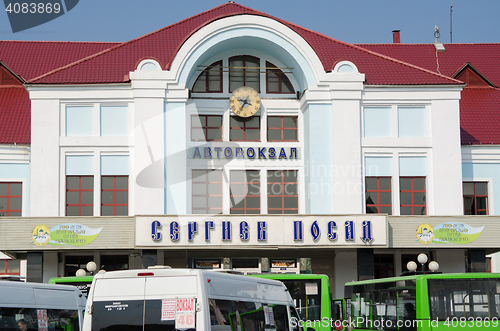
[0,0,499,44]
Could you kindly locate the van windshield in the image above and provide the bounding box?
[92,300,196,331]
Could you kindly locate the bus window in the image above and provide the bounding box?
[0,307,80,331]
[428,278,500,320]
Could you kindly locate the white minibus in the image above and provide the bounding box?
[0,281,86,331]
[83,267,303,331]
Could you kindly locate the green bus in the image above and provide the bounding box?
[48,276,94,299]
[251,274,339,331]
[340,272,500,330]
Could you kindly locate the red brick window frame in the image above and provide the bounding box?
[400,177,426,215]
[101,176,128,216]
[230,116,260,141]
[191,115,223,141]
[365,177,392,215]
[463,182,488,215]
[192,60,223,93]
[66,176,93,216]
[267,116,298,142]
[266,61,294,94]
[230,170,260,214]
[192,170,223,215]
[0,182,22,216]
[267,170,298,214]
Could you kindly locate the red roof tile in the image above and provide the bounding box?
[460,87,500,145]
[27,3,460,86]
[0,40,119,81]
[0,86,30,144]
[357,43,500,87]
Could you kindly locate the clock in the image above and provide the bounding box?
[229,86,261,117]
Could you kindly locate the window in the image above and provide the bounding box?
[229,55,260,92]
[0,259,20,275]
[65,255,93,276]
[266,61,294,94]
[267,116,298,141]
[100,255,128,271]
[268,170,298,214]
[0,182,22,216]
[66,105,93,136]
[192,170,222,214]
[398,107,425,137]
[101,176,128,216]
[192,60,223,93]
[230,116,260,141]
[365,177,391,215]
[191,115,222,141]
[66,176,93,216]
[374,254,394,278]
[363,107,391,137]
[230,170,260,214]
[100,105,128,136]
[400,177,426,215]
[463,182,488,215]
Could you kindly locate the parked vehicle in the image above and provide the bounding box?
[83,267,303,331]
[49,276,94,299]
[0,281,85,331]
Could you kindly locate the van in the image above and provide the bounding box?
[83,268,303,331]
[0,281,86,331]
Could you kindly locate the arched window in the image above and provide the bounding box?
[192,60,223,93]
[229,55,260,92]
[266,61,294,94]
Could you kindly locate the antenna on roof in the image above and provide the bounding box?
[433,25,446,52]
[450,0,453,43]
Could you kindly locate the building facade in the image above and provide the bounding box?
[0,3,498,297]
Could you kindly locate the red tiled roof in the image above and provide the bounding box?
[0,40,120,81]
[28,3,460,86]
[460,87,500,145]
[0,86,30,144]
[357,43,500,87]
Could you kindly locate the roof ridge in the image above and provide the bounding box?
[28,3,250,83]
[282,23,462,84]
[0,40,119,44]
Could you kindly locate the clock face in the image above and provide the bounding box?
[229,86,261,117]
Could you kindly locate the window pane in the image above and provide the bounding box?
[283,130,297,141]
[207,116,222,127]
[284,184,298,195]
[269,197,282,208]
[6,260,19,273]
[193,183,207,195]
[114,206,127,216]
[9,183,21,196]
[0,184,7,195]
[379,206,392,215]
[81,206,93,216]
[230,116,243,128]
[400,207,413,215]
[246,197,260,208]
[101,206,114,216]
[400,192,412,205]
[206,129,221,140]
[230,129,244,141]
[284,197,298,208]
[400,178,412,190]
[414,192,425,205]
[246,129,260,140]
[66,206,79,216]
[116,191,128,204]
[231,171,245,183]
[9,198,21,210]
[81,191,93,204]
[66,192,79,204]
[463,182,474,195]
[366,206,378,213]
[193,197,207,208]
[208,196,222,208]
[413,178,425,190]
[380,192,391,205]
[116,177,128,189]
[102,177,114,189]
[268,129,282,141]
[246,117,260,128]
[379,178,391,190]
[415,206,426,215]
[477,197,486,209]
[192,128,205,140]
[192,72,206,92]
[268,117,281,128]
[81,177,93,190]
[8,211,21,216]
[366,178,378,190]
[208,73,221,91]
[476,183,488,195]
[367,192,378,204]
[267,71,280,92]
[67,177,79,190]
[207,170,221,183]
[283,117,297,128]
